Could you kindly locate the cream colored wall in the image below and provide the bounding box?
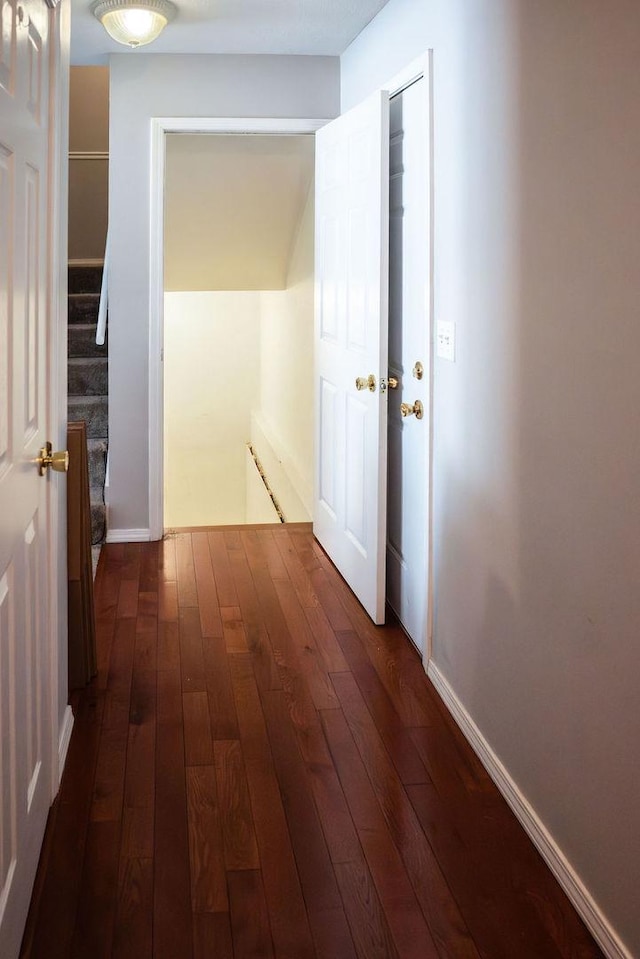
[163,292,261,527]
[255,183,315,519]
[68,66,109,261]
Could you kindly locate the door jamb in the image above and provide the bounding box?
[148,117,327,541]
[382,53,434,666]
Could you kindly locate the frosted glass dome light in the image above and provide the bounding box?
[92,0,177,48]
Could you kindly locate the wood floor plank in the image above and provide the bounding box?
[186,766,228,913]
[183,690,214,766]
[228,654,316,959]
[179,606,207,693]
[336,629,430,785]
[228,870,274,959]
[203,634,239,740]
[139,540,160,593]
[273,578,340,710]
[221,604,249,653]
[192,530,223,638]
[157,619,180,672]
[272,528,320,608]
[70,820,120,959]
[175,532,198,607]
[334,859,401,959]
[331,670,481,959]
[23,538,605,959]
[193,912,234,959]
[208,531,240,607]
[261,690,357,959]
[321,706,440,959]
[214,739,260,871]
[112,857,153,959]
[255,528,289,580]
[159,535,177,582]
[159,580,178,623]
[154,667,193,959]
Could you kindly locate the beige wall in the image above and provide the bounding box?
[163,292,261,527]
[343,1,640,955]
[256,182,315,518]
[163,188,314,527]
[69,66,109,261]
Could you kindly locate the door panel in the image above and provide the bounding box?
[0,1,55,955]
[314,91,390,623]
[386,78,430,653]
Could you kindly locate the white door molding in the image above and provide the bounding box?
[383,53,434,664]
[148,116,328,541]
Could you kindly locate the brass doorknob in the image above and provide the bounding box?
[400,400,424,420]
[355,374,376,392]
[387,377,399,390]
[38,442,69,476]
[412,361,424,381]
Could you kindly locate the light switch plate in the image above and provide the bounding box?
[436,320,456,361]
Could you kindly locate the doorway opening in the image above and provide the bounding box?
[161,131,316,530]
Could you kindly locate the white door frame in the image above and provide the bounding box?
[148,117,327,541]
[383,53,434,664]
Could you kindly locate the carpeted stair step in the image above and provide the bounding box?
[68,395,108,439]
[68,265,103,295]
[68,323,107,358]
[90,497,106,546]
[68,293,100,325]
[68,356,108,396]
[87,438,108,489]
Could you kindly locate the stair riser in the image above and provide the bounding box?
[90,501,106,546]
[88,442,107,489]
[68,399,108,439]
[68,325,107,358]
[69,294,100,325]
[68,266,103,295]
[68,359,108,396]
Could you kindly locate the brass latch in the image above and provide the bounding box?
[38,442,69,476]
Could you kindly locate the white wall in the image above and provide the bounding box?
[256,182,315,519]
[342,1,640,955]
[108,54,339,536]
[163,292,261,527]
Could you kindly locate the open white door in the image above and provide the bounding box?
[0,2,64,956]
[314,91,390,623]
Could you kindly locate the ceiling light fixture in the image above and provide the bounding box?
[92,0,177,48]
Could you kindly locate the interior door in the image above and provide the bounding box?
[314,91,390,623]
[0,2,57,955]
[387,78,430,653]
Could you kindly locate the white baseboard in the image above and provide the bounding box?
[427,661,632,959]
[57,706,74,787]
[105,528,152,543]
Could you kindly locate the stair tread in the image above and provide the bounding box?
[68,395,108,405]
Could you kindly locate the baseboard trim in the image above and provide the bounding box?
[426,661,632,959]
[105,528,152,543]
[57,706,74,787]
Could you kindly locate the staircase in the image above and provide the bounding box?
[68,265,108,545]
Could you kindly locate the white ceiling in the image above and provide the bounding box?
[71,0,389,65]
[164,134,315,292]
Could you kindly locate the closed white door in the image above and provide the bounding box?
[0,2,57,955]
[314,91,390,624]
[386,78,431,653]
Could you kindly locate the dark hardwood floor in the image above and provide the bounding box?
[21,526,603,959]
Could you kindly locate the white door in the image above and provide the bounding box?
[0,2,58,955]
[386,79,431,654]
[314,91,390,624]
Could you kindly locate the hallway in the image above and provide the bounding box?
[21,528,602,958]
